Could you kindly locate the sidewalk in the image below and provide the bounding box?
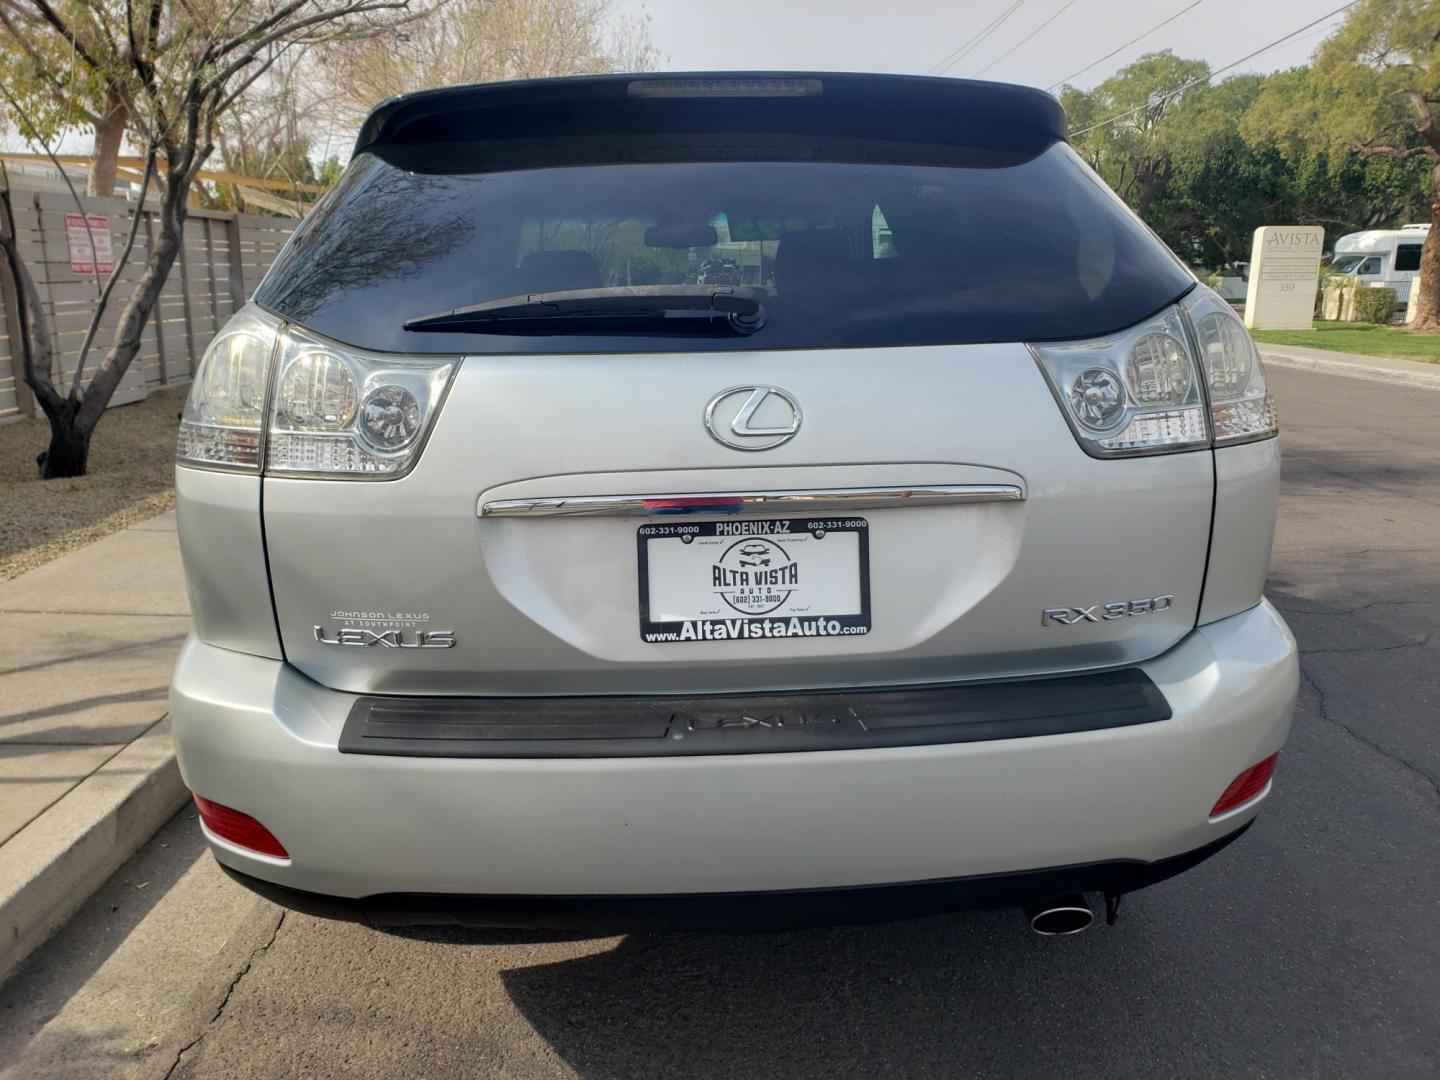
[0,510,190,983]
[1258,342,1440,391]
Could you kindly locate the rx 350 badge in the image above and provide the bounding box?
[1042,595,1174,626]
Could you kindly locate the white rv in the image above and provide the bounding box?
[1332,224,1429,305]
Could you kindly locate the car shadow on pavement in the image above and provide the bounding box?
[491,907,1198,1080]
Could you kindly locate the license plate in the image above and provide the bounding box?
[637,517,871,643]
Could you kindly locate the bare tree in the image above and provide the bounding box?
[214,48,334,198]
[316,0,658,125]
[0,1,417,478]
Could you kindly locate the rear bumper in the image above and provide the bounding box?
[171,599,1297,905]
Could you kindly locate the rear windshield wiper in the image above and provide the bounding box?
[403,285,766,336]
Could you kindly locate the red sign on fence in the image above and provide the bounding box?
[65,213,114,276]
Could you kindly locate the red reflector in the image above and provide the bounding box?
[193,795,289,858]
[1210,754,1278,817]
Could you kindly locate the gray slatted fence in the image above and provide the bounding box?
[0,187,296,424]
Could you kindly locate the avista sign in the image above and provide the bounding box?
[1265,230,1322,249]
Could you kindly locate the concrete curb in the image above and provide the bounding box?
[0,721,188,985]
[1260,347,1440,391]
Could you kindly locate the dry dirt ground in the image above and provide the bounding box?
[0,387,186,583]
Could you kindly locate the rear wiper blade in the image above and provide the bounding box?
[403,285,766,335]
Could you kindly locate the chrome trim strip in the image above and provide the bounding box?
[480,484,1025,518]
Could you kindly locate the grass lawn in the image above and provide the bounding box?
[0,386,186,583]
[1250,321,1440,363]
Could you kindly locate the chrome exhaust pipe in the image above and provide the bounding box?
[1027,895,1094,936]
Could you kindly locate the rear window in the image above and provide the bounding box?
[255,143,1193,354]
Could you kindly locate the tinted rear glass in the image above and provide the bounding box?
[255,142,1193,354]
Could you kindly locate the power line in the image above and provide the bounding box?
[926,2,1018,76]
[927,0,1027,75]
[926,1,1029,76]
[973,0,1082,78]
[1069,1,1358,138]
[1046,0,1208,92]
[1284,18,1348,50]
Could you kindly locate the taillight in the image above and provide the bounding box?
[1030,288,1280,458]
[193,795,290,858]
[176,306,280,470]
[1030,305,1210,457]
[177,304,458,479]
[1182,287,1279,445]
[265,323,456,477]
[1210,753,1278,818]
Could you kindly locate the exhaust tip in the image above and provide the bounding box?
[1027,895,1094,936]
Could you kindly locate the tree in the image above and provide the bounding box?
[316,0,657,125]
[1245,0,1440,330]
[1062,52,1211,218]
[0,3,131,195]
[1058,38,1432,279]
[1154,76,1271,269]
[208,49,334,215]
[1232,69,1434,244]
[0,1,416,477]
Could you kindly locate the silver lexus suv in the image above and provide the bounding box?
[171,73,1298,934]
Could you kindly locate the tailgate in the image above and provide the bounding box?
[263,343,1211,695]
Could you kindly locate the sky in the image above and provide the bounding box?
[9,0,1350,158]
[613,0,1346,92]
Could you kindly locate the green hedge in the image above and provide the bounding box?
[1353,286,1398,324]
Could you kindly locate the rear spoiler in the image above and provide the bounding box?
[352,71,1067,161]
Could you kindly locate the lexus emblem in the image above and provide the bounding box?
[704,385,802,451]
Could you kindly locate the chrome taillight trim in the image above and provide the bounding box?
[480,484,1025,518]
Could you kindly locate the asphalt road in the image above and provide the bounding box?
[2,367,1438,1080]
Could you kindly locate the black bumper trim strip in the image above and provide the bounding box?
[338,668,1171,759]
[218,821,1252,933]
